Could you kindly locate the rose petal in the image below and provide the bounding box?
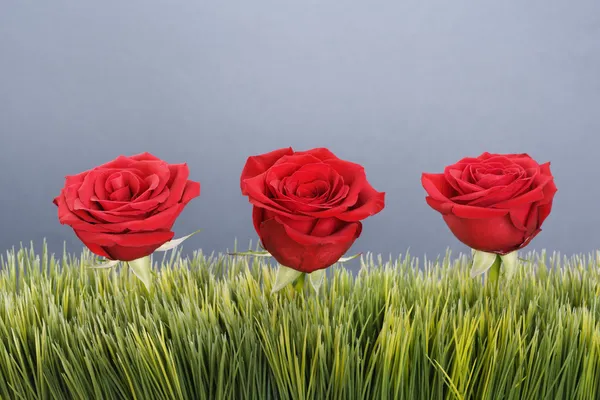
[74,231,112,259]
[181,180,201,204]
[536,177,557,227]
[461,164,478,184]
[243,172,310,219]
[293,181,327,199]
[491,179,549,209]
[512,228,542,253]
[259,218,361,273]
[447,169,484,194]
[99,155,138,169]
[95,187,168,213]
[109,186,132,202]
[442,213,527,254]
[326,173,345,202]
[132,161,171,198]
[80,204,187,233]
[63,171,87,187]
[424,196,453,215]
[271,164,338,208]
[510,154,540,170]
[276,216,360,246]
[107,172,127,192]
[271,153,324,168]
[450,186,499,203]
[266,163,305,194]
[93,196,152,212]
[128,187,171,210]
[475,172,519,188]
[74,229,174,261]
[56,193,104,228]
[323,184,349,207]
[271,212,316,235]
[422,173,457,201]
[310,217,345,237]
[248,196,314,221]
[157,163,191,211]
[108,245,164,262]
[295,148,340,161]
[451,203,509,219]
[524,205,539,232]
[539,162,552,176]
[281,158,366,218]
[129,152,163,162]
[240,147,294,194]
[275,198,332,213]
[77,170,103,208]
[508,203,533,231]
[84,208,146,224]
[252,206,265,236]
[460,181,532,207]
[288,165,334,188]
[337,182,385,222]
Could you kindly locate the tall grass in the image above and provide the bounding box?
[0,242,599,399]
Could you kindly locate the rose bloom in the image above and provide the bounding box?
[54,152,200,261]
[240,147,385,273]
[422,152,557,254]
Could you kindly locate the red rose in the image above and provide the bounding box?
[422,152,557,254]
[240,147,385,273]
[54,152,200,261]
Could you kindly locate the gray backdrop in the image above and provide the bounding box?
[1,1,599,267]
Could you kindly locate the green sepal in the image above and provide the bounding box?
[470,250,499,278]
[87,260,119,269]
[229,251,361,262]
[309,269,326,292]
[337,253,362,263]
[271,265,303,293]
[127,256,153,291]
[500,251,518,279]
[229,250,273,258]
[154,230,202,252]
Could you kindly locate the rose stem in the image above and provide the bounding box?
[293,273,306,293]
[487,255,502,290]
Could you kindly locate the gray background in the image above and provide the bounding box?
[1,1,599,266]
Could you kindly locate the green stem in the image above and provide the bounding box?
[293,273,306,293]
[487,255,502,289]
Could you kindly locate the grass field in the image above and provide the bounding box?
[0,243,599,399]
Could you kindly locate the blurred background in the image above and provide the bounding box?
[1,1,599,268]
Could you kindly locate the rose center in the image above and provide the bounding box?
[480,168,504,176]
[104,171,144,202]
[473,165,523,189]
[295,180,329,199]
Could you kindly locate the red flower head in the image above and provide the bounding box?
[240,147,385,273]
[54,152,200,261]
[422,152,557,254]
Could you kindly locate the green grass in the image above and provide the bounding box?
[1,242,600,399]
